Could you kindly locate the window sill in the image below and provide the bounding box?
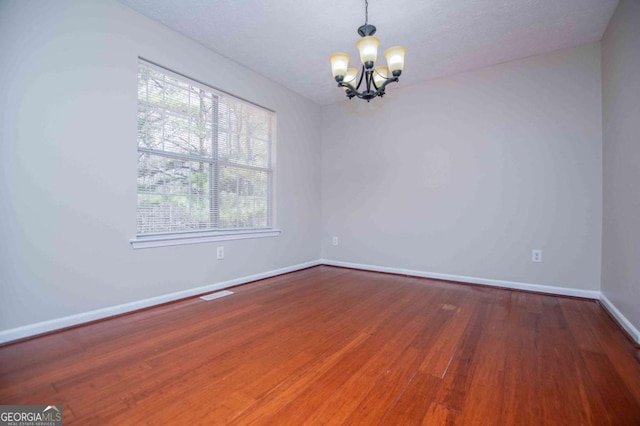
[130,229,282,249]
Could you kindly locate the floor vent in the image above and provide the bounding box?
[200,290,234,301]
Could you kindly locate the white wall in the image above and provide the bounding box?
[0,0,619,340]
[601,0,640,334]
[0,0,322,332]
[321,44,603,292]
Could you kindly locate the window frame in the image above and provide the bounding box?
[130,59,280,249]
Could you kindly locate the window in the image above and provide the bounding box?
[131,60,278,248]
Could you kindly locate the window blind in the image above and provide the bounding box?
[136,60,274,236]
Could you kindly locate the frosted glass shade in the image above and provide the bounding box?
[343,68,358,85]
[384,46,406,73]
[329,52,350,78]
[356,36,380,66]
[373,66,388,87]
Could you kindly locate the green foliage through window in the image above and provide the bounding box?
[137,61,274,235]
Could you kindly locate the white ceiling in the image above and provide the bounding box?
[119,0,618,106]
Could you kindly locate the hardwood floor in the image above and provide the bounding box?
[1,266,639,425]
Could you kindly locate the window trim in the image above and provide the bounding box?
[133,58,278,248]
[130,228,282,249]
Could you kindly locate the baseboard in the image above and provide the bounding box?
[321,260,640,344]
[320,259,601,299]
[0,260,321,345]
[5,258,637,347]
[599,294,640,345]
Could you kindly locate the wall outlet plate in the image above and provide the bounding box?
[532,249,542,262]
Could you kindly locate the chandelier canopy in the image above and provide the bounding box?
[329,0,406,102]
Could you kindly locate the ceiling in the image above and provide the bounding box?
[119,0,618,106]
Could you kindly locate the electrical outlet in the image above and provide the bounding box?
[217,247,224,260]
[332,236,339,246]
[532,249,542,262]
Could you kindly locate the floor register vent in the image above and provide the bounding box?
[200,290,234,301]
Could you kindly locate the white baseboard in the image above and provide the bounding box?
[321,259,640,344]
[4,258,637,347]
[599,294,640,345]
[320,259,601,299]
[0,260,320,345]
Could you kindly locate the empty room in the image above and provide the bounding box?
[1,0,639,424]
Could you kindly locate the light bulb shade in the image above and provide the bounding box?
[373,66,389,87]
[343,68,359,86]
[329,52,350,78]
[384,46,406,73]
[356,36,380,66]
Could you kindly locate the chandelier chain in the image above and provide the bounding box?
[364,0,368,25]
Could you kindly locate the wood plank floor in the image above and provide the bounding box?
[1,266,639,425]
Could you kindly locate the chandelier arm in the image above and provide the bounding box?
[336,82,368,100]
[351,92,367,99]
[354,66,366,91]
[338,81,355,90]
[337,81,363,100]
[374,75,400,93]
[337,74,400,100]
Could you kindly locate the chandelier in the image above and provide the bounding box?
[329,0,406,101]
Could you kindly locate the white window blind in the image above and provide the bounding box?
[136,60,274,236]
